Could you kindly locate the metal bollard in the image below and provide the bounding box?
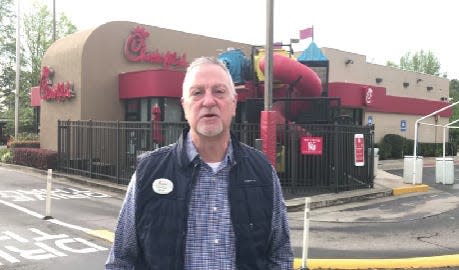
[301,197,311,270]
[43,169,53,220]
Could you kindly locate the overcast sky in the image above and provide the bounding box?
[22,0,459,79]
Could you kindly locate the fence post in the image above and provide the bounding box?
[116,121,120,183]
[291,128,299,189]
[370,125,375,187]
[334,124,339,192]
[57,120,61,171]
[88,120,93,177]
[66,120,70,173]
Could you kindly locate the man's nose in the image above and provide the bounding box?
[202,91,217,106]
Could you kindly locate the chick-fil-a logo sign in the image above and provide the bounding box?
[39,66,75,102]
[364,87,374,105]
[124,26,188,69]
[300,136,323,155]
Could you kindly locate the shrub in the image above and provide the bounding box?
[378,134,458,159]
[12,148,57,170]
[378,141,392,160]
[15,132,39,141]
[7,132,40,149]
[8,141,40,149]
[0,148,13,163]
[382,134,405,159]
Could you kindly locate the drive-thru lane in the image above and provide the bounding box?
[0,166,117,269]
[2,163,459,269]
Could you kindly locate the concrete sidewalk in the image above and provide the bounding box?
[286,156,459,212]
[286,167,429,212]
[0,159,430,212]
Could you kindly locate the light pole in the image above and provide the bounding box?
[260,0,277,167]
[14,0,21,138]
[53,0,56,42]
[264,0,273,112]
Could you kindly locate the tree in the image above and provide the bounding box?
[0,0,77,135]
[23,0,77,86]
[385,60,398,68]
[390,50,443,77]
[450,79,459,118]
[448,79,459,142]
[0,0,15,115]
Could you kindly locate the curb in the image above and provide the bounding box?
[293,254,459,269]
[393,184,429,196]
[286,188,393,212]
[0,163,128,195]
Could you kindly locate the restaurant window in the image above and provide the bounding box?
[125,97,184,122]
[125,99,140,121]
[140,99,149,122]
[164,98,182,122]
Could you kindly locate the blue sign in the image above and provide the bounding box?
[367,116,373,125]
[400,120,407,132]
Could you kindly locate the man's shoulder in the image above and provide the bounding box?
[237,142,271,164]
[137,143,176,163]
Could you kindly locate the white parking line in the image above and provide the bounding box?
[0,198,113,240]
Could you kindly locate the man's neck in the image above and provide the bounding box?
[191,132,230,163]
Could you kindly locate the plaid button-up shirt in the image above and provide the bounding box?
[106,134,293,269]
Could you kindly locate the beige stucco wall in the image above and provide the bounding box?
[366,112,447,143]
[40,21,252,150]
[40,29,92,151]
[321,47,450,143]
[322,47,450,100]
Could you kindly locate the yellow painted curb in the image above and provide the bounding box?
[293,254,459,269]
[393,184,429,196]
[87,229,114,243]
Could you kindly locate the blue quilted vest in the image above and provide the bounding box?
[134,129,274,270]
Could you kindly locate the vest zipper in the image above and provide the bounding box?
[243,186,254,231]
[231,161,254,231]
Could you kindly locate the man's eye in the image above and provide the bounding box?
[191,90,203,96]
[214,88,226,95]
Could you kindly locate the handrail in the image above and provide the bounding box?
[413,100,459,185]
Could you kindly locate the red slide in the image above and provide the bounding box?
[259,54,322,123]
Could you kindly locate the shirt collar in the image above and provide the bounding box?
[185,132,234,165]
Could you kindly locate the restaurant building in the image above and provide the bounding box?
[31,20,451,151]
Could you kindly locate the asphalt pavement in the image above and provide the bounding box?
[1,157,459,269]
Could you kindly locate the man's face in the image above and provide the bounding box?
[182,63,237,138]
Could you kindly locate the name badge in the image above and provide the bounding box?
[152,178,174,194]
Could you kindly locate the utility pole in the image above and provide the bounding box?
[264,0,273,111]
[14,0,21,138]
[260,0,277,167]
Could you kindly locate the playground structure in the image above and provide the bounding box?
[214,45,375,192]
[217,45,340,127]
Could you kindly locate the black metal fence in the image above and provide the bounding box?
[57,120,374,192]
[277,124,375,194]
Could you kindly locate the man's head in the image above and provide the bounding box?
[181,57,237,139]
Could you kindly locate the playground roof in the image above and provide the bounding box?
[297,41,328,62]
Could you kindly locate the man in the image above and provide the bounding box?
[106,57,293,270]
